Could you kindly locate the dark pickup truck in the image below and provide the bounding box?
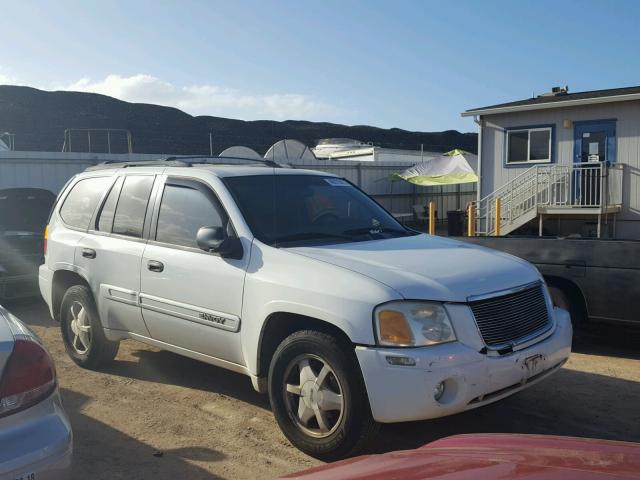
[0,188,55,300]
[460,236,640,327]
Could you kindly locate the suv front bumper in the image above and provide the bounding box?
[356,307,572,423]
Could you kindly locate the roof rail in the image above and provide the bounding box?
[164,155,281,168]
[85,159,190,171]
[85,155,281,172]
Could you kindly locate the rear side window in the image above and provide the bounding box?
[60,177,112,229]
[112,176,154,238]
[156,184,224,248]
[96,177,124,232]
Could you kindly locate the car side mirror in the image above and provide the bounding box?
[196,226,243,259]
[197,226,225,252]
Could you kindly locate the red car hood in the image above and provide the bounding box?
[283,434,640,480]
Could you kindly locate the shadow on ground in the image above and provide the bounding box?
[103,349,271,410]
[62,388,225,480]
[373,367,640,453]
[572,323,640,360]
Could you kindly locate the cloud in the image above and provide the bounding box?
[61,74,339,121]
[0,67,16,85]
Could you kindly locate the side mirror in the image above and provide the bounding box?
[197,226,225,252]
[196,226,243,259]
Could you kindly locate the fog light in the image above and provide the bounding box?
[385,355,416,366]
[434,381,445,401]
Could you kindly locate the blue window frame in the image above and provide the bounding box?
[504,124,555,167]
[572,119,616,164]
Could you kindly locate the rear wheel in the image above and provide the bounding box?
[268,330,378,460]
[60,285,119,369]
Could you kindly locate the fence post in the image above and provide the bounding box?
[428,201,436,235]
[494,197,501,236]
[467,202,476,236]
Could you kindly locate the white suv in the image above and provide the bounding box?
[39,158,572,459]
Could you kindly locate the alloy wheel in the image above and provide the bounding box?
[283,354,345,438]
[69,301,91,354]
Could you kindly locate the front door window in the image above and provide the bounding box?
[580,130,607,163]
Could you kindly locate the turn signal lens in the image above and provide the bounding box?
[378,310,414,345]
[43,225,48,255]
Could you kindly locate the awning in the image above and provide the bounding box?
[390,149,478,186]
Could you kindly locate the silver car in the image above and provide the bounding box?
[0,304,72,479]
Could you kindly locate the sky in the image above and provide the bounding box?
[1,0,640,133]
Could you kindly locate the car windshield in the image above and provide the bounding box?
[223,174,416,246]
[0,189,55,233]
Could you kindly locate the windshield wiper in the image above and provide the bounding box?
[342,226,411,237]
[274,232,355,245]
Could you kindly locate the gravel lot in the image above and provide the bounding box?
[5,298,640,479]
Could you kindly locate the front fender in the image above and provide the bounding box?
[240,242,401,375]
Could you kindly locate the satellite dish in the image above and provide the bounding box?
[218,146,263,160]
[264,139,317,163]
[0,138,9,151]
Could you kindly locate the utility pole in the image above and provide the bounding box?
[209,132,214,156]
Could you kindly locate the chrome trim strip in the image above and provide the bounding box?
[138,293,240,333]
[101,284,139,307]
[466,280,542,303]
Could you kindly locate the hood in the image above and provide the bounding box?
[283,434,640,480]
[287,234,539,302]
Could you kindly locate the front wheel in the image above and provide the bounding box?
[60,285,120,369]
[268,330,378,460]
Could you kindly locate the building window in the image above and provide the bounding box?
[506,127,552,164]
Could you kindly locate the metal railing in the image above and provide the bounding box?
[476,162,622,236]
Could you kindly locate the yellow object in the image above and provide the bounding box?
[428,202,436,235]
[467,203,476,236]
[378,310,414,345]
[494,198,501,236]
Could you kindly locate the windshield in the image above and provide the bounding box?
[0,189,55,233]
[223,174,416,246]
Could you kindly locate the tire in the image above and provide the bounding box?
[268,330,378,461]
[60,285,119,369]
[548,285,584,325]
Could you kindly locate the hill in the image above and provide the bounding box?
[0,85,476,155]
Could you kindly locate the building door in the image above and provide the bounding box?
[573,120,616,205]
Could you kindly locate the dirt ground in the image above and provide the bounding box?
[5,298,640,479]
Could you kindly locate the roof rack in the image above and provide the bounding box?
[85,159,190,171]
[85,155,281,171]
[164,155,281,168]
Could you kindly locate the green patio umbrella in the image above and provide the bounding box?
[390,149,478,186]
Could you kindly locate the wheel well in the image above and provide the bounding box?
[544,275,588,323]
[257,312,353,378]
[52,270,91,322]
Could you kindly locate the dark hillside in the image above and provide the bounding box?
[0,85,476,155]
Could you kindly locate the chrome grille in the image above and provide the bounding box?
[469,283,551,348]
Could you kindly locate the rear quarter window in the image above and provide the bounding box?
[59,177,112,229]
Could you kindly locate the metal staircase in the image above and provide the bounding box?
[476,162,623,236]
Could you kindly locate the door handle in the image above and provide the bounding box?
[147,260,164,273]
[81,248,96,259]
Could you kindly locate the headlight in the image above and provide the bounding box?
[374,301,456,347]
